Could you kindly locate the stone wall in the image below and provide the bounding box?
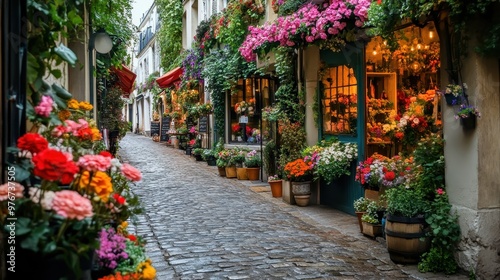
[442,18,500,279]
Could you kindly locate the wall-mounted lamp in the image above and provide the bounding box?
[93,32,113,54]
[88,29,113,124]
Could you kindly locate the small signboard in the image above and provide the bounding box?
[239,115,248,124]
[150,121,160,137]
[199,115,208,133]
[160,116,171,141]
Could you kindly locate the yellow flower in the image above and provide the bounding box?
[58,110,71,121]
[91,128,102,141]
[68,99,80,109]
[138,260,156,280]
[79,171,113,202]
[79,101,93,111]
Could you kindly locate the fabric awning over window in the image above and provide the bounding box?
[156,67,183,88]
[112,64,137,97]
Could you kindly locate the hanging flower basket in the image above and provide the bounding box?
[444,94,458,105]
[460,114,477,130]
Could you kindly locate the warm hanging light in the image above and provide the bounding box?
[411,45,415,51]
[417,44,422,50]
[429,31,434,39]
[383,40,387,46]
[372,49,378,56]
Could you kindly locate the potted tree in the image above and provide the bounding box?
[244,150,261,181]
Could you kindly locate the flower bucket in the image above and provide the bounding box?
[460,114,476,130]
[444,94,458,105]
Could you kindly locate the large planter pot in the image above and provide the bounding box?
[269,180,283,198]
[291,181,311,207]
[225,166,237,178]
[236,167,248,180]
[217,167,226,177]
[385,214,430,264]
[246,167,260,181]
[194,154,203,161]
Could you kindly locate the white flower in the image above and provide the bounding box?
[413,118,419,125]
[29,188,55,210]
[399,118,407,127]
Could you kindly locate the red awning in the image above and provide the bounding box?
[112,64,137,97]
[156,67,183,88]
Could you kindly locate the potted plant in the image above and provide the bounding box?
[219,149,236,178]
[267,175,282,198]
[202,149,217,166]
[228,148,247,180]
[353,197,371,232]
[384,186,430,264]
[192,148,205,161]
[244,150,262,180]
[361,200,384,238]
[455,104,481,130]
[283,158,314,207]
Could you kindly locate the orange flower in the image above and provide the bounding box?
[284,159,313,181]
[91,127,102,141]
[78,171,113,202]
[58,110,71,121]
[79,101,93,111]
[68,99,80,109]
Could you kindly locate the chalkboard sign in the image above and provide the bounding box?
[199,115,208,133]
[160,116,171,141]
[150,121,160,137]
[186,117,196,131]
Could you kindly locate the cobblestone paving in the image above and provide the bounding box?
[118,133,468,280]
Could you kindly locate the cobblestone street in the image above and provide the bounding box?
[118,133,467,280]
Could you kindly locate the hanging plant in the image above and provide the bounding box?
[157,0,183,70]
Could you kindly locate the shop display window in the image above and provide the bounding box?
[320,65,358,135]
[364,22,442,157]
[229,77,277,144]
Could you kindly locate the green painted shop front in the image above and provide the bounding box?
[317,45,366,215]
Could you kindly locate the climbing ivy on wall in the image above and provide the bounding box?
[157,0,183,70]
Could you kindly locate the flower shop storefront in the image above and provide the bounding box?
[227,76,278,145]
[316,21,442,214]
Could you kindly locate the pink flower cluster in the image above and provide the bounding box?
[34,95,54,117]
[51,190,93,220]
[52,119,90,137]
[121,163,142,182]
[78,155,112,172]
[239,0,370,61]
[0,182,24,201]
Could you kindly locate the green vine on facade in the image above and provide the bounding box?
[157,0,183,70]
[275,47,304,123]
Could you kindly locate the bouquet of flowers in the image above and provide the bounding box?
[234,100,255,116]
[244,150,262,168]
[232,123,242,137]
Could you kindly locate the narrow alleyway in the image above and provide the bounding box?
[118,133,467,280]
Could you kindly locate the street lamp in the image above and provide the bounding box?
[88,29,113,120]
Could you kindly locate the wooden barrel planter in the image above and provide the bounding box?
[385,214,430,264]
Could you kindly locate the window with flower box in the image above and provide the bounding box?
[229,77,277,144]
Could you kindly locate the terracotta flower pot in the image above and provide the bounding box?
[246,167,260,181]
[217,167,226,177]
[225,166,237,178]
[269,180,282,198]
[236,167,248,180]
